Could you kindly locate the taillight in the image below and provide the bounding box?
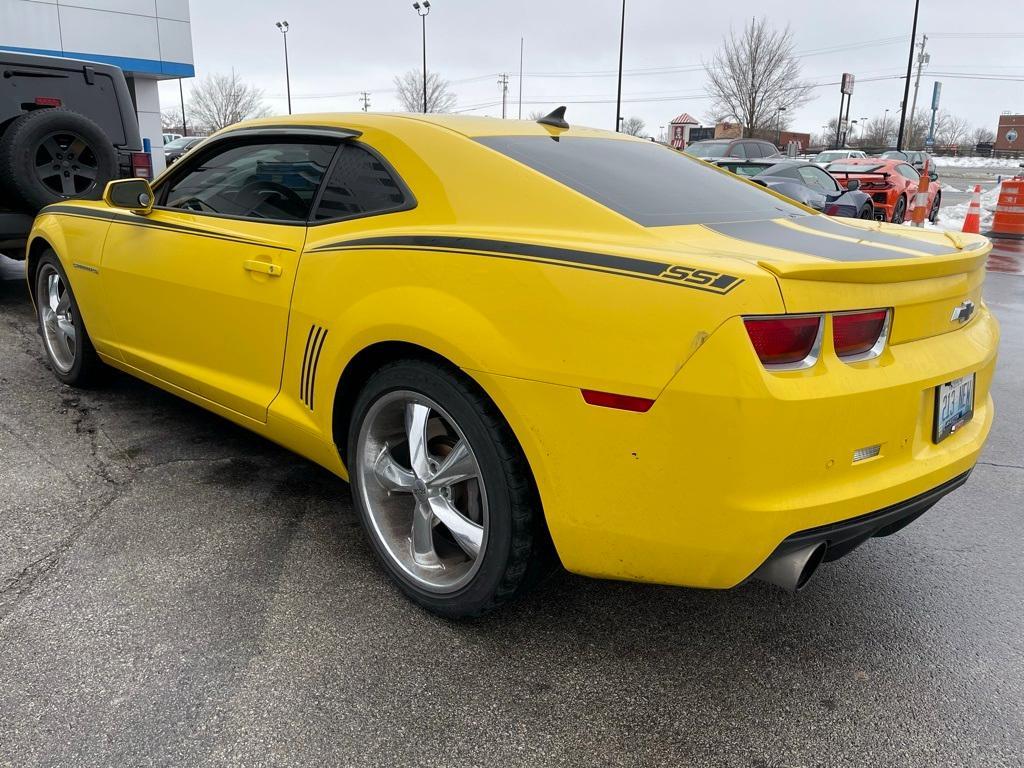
[581,389,655,413]
[35,97,62,107]
[131,151,153,180]
[825,204,840,215]
[833,309,889,360]
[743,315,822,369]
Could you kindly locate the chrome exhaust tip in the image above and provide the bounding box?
[751,541,827,593]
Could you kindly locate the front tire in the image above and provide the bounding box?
[348,359,548,618]
[34,251,105,386]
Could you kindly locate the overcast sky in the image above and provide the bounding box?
[159,0,1024,138]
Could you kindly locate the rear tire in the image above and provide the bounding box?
[929,193,941,224]
[347,358,552,618]
[891,196,907,224]
[0,109,118,212]
[34,251,105,387]
[860,204,874,220]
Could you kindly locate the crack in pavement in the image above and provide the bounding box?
[977,460,1024,471]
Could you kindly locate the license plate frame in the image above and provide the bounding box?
[933,373,976,444]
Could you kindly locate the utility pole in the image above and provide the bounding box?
[497,73,510,119]
[518,37,524,120]
[359,92,371,112]
[896,0,921,150]
[908,35,929,146]
[614,0,625,131]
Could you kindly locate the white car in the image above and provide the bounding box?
[811,149,866,168]
[162,132,182,145]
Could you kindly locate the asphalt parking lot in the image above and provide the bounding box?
[0,254,1022,767]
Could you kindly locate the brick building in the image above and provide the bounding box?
[995,114,1024,153]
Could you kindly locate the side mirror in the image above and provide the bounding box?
[103,178,154,214]
[930,171,938,181]
[846,178,861,191]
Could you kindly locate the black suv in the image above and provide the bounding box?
[1,52,145,260]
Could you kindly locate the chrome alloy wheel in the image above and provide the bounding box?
[38,264,76,373]
[356,390,489,593]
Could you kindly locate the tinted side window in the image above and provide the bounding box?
[164,141,336,221]
[731,143,748,159]
[896,164,920,181]
[313,144,408,221]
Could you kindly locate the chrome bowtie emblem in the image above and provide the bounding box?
[950,300,975,324]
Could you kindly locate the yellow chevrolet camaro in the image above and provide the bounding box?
[25,111,998,616]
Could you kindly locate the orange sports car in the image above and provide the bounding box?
[827,157,940,225]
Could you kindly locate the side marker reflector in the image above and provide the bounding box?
[581,389,655,413]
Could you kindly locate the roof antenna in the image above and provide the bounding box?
[537,106,569,130]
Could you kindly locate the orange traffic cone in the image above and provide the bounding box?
[986,178,1024,239]
[962,185,982,234]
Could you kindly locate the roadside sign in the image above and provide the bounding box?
[931,82,942,111]
[841,73,855,95]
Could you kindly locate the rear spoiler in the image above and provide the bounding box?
[829,171,890,180]
[757,245,990,283]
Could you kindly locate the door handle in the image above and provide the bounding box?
[243,259,283,277]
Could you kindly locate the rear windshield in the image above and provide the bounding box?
[477,136,805,227]
[683,141,730,158]
[828,163,885,174]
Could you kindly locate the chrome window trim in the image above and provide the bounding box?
[745,313,825,372]
[835,308,892,363]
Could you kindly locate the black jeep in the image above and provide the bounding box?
[1,52,145,260]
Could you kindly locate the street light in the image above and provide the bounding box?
[412,1,431,113]
[275,21,291,115]
[776,106,787,148]
[850,119,858,145]
[884,108,891,146]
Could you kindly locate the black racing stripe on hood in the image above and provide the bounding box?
[793,214,960,255]
[705,219,938,262]
[40,205,294,251]
[308,235,744,294]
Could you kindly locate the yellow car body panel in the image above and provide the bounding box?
[25,113,999,589]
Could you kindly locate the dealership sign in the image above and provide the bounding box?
[841,73,855,95]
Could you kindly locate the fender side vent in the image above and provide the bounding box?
[300,325,328,410]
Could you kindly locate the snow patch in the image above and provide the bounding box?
[931,155,1023,172]
[903,186,1001,233]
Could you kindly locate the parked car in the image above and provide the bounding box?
[716,159,874,219]
[827,158,940,224]
[684,138,781,161]
[164,135,204,165]
[1,52,146,261]
[162,132,182,144]
[881,149,935,175]
[810,149,867,167]
[24,112,997,616]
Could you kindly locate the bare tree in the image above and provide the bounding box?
[971,126,996,146]
[935,111,971,148]
[704,18,815,138]
[620,117,646,137]
[161,107,184,135]
[187,71,271,133]
[528,110,548,121]
[394,70,456,113]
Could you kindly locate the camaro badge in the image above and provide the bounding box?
[951,300,975,324]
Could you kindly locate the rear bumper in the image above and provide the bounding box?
[472,306,998,590]
[0,212,33,257]
[759,468,971,568]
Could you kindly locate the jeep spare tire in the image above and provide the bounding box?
[0,109,118,212]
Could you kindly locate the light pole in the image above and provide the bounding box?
[850,120,858,145]
[413,2,431,113]
[776,106,786,148]
[275,21,291,115]
[614,0,626,131]
[884,108,891,146]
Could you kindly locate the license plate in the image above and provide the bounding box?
[933,374,975,443]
